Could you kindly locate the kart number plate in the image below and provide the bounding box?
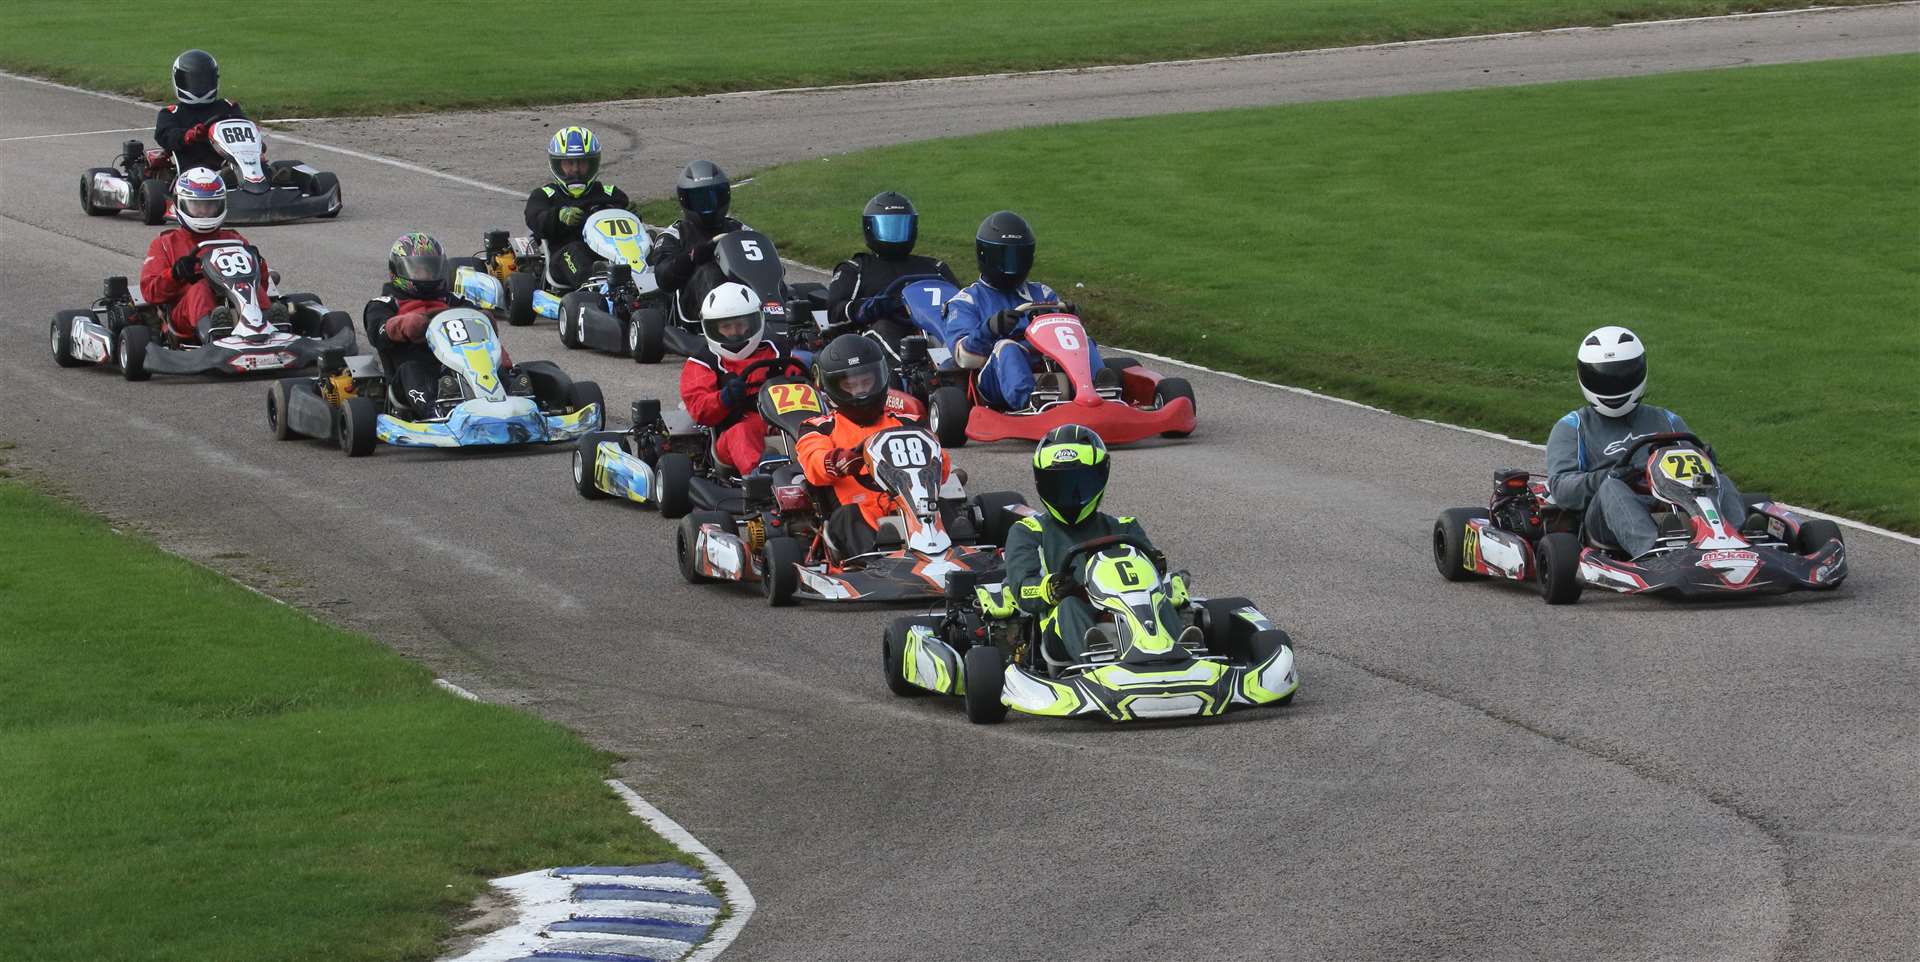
[1659,451,1714,482]
[766,382,824,416]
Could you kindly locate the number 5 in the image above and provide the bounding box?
[741,240,764,262]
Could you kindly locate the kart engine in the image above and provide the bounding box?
[1489,468,1543,539]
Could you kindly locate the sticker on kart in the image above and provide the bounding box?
[765,382,824,416]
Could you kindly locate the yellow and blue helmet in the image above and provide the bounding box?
[1032,424,1109,525]
[547,126,601,197]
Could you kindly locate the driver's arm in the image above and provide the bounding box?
[678,359,732,427]
[649,226,696,292]
[825,259,864,328]
[1544,413,1601,510]
[138,233,185,306]
[793,417,838,487]
[1006,516,1052,616]
[943,289,991,369]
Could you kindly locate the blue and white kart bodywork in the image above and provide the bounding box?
[375,309,603,448]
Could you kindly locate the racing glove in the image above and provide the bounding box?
[824,447,862,479]
[718,375,749,412]
[557,206,585,227]
[1038,572,1073,607]
[171,254,203,282]
[182,122,208,146]
[690,240,717,264]
[384,311,431,343]
[850,295,891,325]
[987,308,1023,339]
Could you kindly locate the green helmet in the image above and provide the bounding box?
[387,231,447,299]
[547,126,601,197]
[1032,424,1109,525]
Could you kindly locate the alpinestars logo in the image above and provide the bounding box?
[1603,431,1657,457]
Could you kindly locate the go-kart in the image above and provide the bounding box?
[266,306,603,457]
[50,240,354,380]
[628,230,829,363]
[891,298,1196,447]
[1432,432,1847,603]
[80,119,341,225]
[884,535,1299,723]
[450,210,663,334]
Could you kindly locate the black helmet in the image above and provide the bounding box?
[172,49,219,105]
[862,191,918,258]
[815,334,892,426]
[1032,424,1109,526]
[975,210,1035,292]
[387,232,448,299]
[677,160,732,230]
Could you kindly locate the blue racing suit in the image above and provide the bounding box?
[942,279,1103,410]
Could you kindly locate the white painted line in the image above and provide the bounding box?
[0,126,148,143]
[572,901,722,924]
[607,779,756,962]
[551,873,711,895]
[434,678,481,701]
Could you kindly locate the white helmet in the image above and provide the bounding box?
[1577,326,1647,417]
[173,167,228,234]
[699,282,767,362]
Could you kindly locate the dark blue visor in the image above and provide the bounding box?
[982,241,1033,277]
[867,213,915,243]
[679,184,730,215]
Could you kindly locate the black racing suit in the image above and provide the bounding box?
[154,99,248,173]
[825,252,959,350]
[523,181,635,291]
[1005,511,1180,660]
[363,290,480,419]
[648,215,752,324]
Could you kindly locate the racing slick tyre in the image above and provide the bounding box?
[339,396,378,457]
[970,491,1028,547]
[629,307,667,364]
[676,510,732,584]
[574,432,621,500]
[1248,629,1296,705]
[312,173,341,218]
[656,453,695,519]
[883,617,937,698]
[1196,596,1257,659]
[762,535,802,607]
[139,178,169,225]
[116,325,150,381]
[962,644,1009,724]
[266,379,300,440]
[557,293,589,349]
[318,310,353,340]
[567,380,604,420]
[1795,518,1843,554]
[49,312,83,367]
[929,385,971,448]
[1154,378,1197,438]
[1433,508,1489,582]
[79,169,116,216]
[507,273,538,326]
[1536,532,1584,605]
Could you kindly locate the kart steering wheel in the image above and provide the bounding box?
[1057,534,1159,589]
[735,355,810,390]
[1607,431,1713,481]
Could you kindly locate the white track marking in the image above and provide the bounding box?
[435,678,481,701]
[608,779,756,962]
[0,126,148,143]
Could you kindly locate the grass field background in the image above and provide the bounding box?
[0,478,680,961]
[689,55,1920,531]
[0,2,1870,117]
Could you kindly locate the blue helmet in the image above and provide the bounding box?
[862,191,917,258]
[547,126,601,197]
[975,210,1035,292]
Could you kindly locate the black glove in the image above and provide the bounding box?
[718,375,749,411]
[850,294,892,325]
[987,308,1023,339]
[691,240,716,264]
[171,254,202,282]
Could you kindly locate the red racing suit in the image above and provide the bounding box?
[139,227,269,340]
[679,339,792,475]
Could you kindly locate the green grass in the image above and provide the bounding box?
[0,1,1874,117]
[0,479,681,961]
[700,55,1920,531]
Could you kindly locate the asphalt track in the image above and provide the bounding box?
[2,6,1916,961]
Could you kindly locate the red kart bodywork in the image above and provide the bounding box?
[962,313,1195,444]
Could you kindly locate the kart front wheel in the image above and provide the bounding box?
[676,510,732,584]
[969,490,1027,547]
[630,307,667,364]
[1433,507,1488,582]
[1536,532,1583,605]
[568,380,605,426]
[507,273,537,326]
[49,313,82,368]
[929,386,971,448]
[962,645,1008,724]
[761,535,802,607]
[1247,629,1296,705]
[339,396,377,457]
[883,617,932,698]
[1154,378,1196,438]
[267,379,300,440]
[574,432,619,500]
[656,453,694,519]
[139,178,169,225]
[116,325,150,381]
[1796,518,1843,554]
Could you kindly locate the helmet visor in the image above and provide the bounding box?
[179,196,224,219]
[981,241,1034,280]
[394,253,446,284]
[826,359,888,405]
[680,183,730,216]
[1579,357,1646,398]
[1035,461,1108,524]
[175,64,216,100]
[702,309,763,351]
[867,213,915,244]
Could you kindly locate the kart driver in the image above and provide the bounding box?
[524,125,642,291]
[825,191,959,348]
[796,334,951,559]
[138,167,286,343]
[1546,326,1751,558]
[363,232,519,420]
[1005,424,1196,660]
[679,282,797,476]
[650,160,754,325]
[154,49,248,174]
[944,211,1114,411]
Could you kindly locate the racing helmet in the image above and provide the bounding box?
[1032,424,1110,525]
[387,232,448,300]
[975,210,1035,292]
[547,126,601,198]
[172,49,219,104]
[699,282,767,362]
[173,167,227,233]
[677,160,732,230]
[815,334,892,426]
[1577,326,1647,417]
[862,191,918,258]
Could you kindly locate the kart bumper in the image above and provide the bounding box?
[223,182,342,225]
[591,442,656,503]
[143,326,351,376]
[1578,540,1847,596]
[965,396,1195,445]
[377,399,601,448]
[793,546,1004,602]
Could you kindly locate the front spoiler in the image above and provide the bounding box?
[591,442,655,503]
[1578,540,1847,597]
[965,396,1194,445]
[377,401,601,448]
[144,326,352,376]
[223,183,342,225]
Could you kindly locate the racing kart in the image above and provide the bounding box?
[49,240,355,380]
[266,306,603,457]
[1432,432,1847,603]
[884,534,1299,723]
[627,230,830,363]
[451,210,662,332]
[80,119,341,225]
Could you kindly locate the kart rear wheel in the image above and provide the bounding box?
[1103,357,1140,375]
[962,644,1008,724]
[1796,518,1843,554]
[1247,629,1296,705]
[557,293,587,349]
[883,617,935,698]
[1154,378,1196,438]
[1536,532,1583,605]
[1433,507,1488,582]
[630,306,667,364]
[761,536,802,607]
[573,432,620,500]
[567,380,605,423]
[929,385,971,448]
[656,453,695,519]
[339,396,378,457]
[312,173,341,217]
[507,273,538,326]
[49,313,82,368]
[116,325,150,381]
[80,169,116,216]
[318,310,352,340]
[676,510,732,584]
[266,379,301,440]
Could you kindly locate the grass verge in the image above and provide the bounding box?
[0,2,1873,117]
[0,477,681,961]
[694,55,1920,531]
